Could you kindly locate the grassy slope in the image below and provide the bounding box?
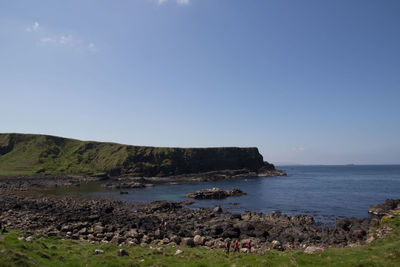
[0,213,399,266]
[0,133,264,177]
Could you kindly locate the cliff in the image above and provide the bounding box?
[0,133,275,177]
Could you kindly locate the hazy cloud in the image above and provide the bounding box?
[177,0,190,5]
[26,21,96,52]
[292,147,305,152]
[88,42,97,52]
[156,0,190,5]
[26,21,40,32]
[39,34,82,47]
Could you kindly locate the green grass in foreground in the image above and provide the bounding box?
[1,213,400,267]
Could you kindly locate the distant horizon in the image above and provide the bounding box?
[274,163,400,166]
[1,1,399,165]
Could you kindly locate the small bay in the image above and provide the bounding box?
[64,165,400,222]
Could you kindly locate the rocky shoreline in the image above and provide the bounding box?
[1,171,398,254]
[1,190,397,254]
[0,168,286,192]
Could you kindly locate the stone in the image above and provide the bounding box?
[304,246,325,254]
[47,230,59,237]
[352,229,366,239]
[180,237,194,247]
[118,249,129,257]
[25,236,34,243]
[141,235,150,244]
[94,249,104,254]
[366,236,375,244]
[18,237,25,241]
[61,225,71,232]
[175,249,183,255]
[169,235,181,244]
[193,235,205,246]
[94,225,105,234]
[213,205,223,213]
[271,240,281,250]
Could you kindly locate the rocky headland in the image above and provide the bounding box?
[0,133,286,191]
[0,133,285,178]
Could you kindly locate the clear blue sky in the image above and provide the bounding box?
[1,0,399,164]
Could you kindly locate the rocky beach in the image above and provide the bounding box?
[1,176,398,254]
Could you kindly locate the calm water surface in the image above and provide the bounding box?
[66,165,400,222]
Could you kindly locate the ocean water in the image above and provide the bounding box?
[85,165,400,222]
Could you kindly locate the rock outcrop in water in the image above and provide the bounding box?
[186,188,247,199]
[0,133,282,178]
[369,199,400,217]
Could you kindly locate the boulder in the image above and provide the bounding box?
[193,235,205,246]
[180,237,194,247]
[94,225,105,234]
[169,235,181,244]
[304,246,325,254]
[271,240,282,250]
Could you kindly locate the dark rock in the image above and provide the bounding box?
[180,200,195,205]
[187,188,246,200]
[117,249,129,257]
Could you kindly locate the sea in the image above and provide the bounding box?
[62,165,400,223]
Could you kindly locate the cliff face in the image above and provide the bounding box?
[0,133,274,177]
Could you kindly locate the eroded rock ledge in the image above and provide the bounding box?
[186,188,247,199]
[369,199,400,217]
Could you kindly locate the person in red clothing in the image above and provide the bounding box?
[234,240,239,252]
[247,240,251,253]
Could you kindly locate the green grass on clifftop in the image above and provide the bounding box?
[0,213,400,266]
[0,133,266,177]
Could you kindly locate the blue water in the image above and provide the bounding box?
[88,165,400,222]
